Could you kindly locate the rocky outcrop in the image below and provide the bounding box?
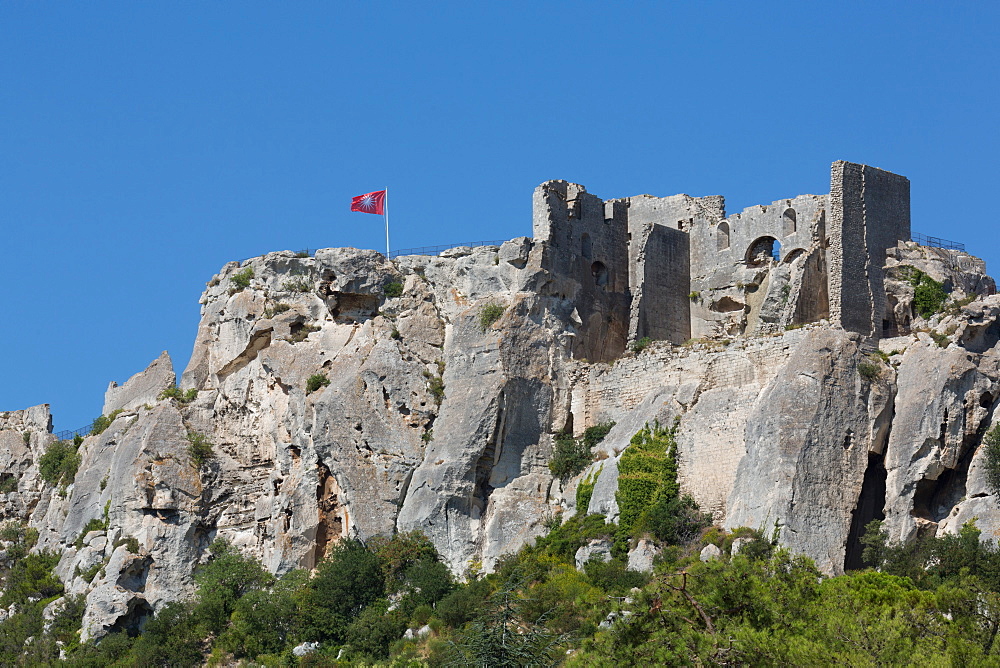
[2,234,998,638]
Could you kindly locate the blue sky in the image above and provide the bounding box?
[2,2,998,431]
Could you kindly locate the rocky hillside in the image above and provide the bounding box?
[1,235,998,643]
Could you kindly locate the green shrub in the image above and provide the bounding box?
[159,385,199,404]
[631,336,653,353]
[193,539,275,635]
[77,561,103,583]
[857,359,881,381]
[383,281,404,298]
[899,266,949,318]
[478,302,505,331]
[75,518,108,549]
[230,267,254,290]
[301,539,384,643]
[0,475,16,494]
[306,373,330,394]
[616,421,681,541]
[0,550,63,606]
[576,468,600,513]
[38,440,81,487]
[90,408,124,435]
[21,431,30,445]
[930,330,951,348]
[287,323,320,343]
[688,291,700,302]
[263,302,291,318]
[186,431,214,468]
[423,360,446,405]
[281,277,312,293]
[982,426,1000,499]
[549,422,614,481]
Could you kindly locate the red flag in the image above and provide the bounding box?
[350,190,386,215]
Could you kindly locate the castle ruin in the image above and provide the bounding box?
[533,160,911,361]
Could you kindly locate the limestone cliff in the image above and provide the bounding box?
[2,169,999,641]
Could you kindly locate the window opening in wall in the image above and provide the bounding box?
[717,222,730,251]
[745,236,781,266]
[783,208,797,235]
[581,233,593,260]
[591,261,608,287]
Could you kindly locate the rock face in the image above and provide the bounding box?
[2,161,999,639]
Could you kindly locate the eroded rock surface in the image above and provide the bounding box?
[3,166,1000,637]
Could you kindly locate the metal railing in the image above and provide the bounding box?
[236,248,315,265]
[55,422,96,441]
[388,240,510,259]
[912,233,965,252]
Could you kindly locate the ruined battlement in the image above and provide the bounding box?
[532,161,916,359]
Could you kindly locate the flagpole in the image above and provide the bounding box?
[384,187,390,258]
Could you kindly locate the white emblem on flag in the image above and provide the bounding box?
[360,194,375,210]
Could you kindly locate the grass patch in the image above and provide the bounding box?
[287,323,320,343]
[477,302,505,331]
[631,337,653,353]
[281,277,312,293]
[930,331,951,348]
[263,302,291,318]
[383,282,403,298]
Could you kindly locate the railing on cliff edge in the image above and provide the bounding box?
[55,423,96,441]
[912,233,965,252]
[388,240,510,259]
[237,241,515,265]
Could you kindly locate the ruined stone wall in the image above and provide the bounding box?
[624,194,718,344]
[829,161,911,338]
[687,194,828,338]
[532,181,630,361]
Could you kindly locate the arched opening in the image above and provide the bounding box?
[783,208,797,235]
[717,222,730,251]
[783,248,806,264]
[581,233,593,260]
[745,236,781,266]
[591,261,608,287]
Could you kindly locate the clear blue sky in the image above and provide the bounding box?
[2,2,997,432]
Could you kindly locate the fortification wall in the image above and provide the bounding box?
[829,161,910,337]
[625,194,720,344]
[533,181,630,361]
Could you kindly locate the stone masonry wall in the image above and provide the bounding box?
[829,161,911,338]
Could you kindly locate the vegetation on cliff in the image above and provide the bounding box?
[8,424,1000,665]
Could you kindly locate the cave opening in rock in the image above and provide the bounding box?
[844,452,887,571]
[111,598,154,638]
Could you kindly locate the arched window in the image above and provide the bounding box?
[581,233,593,260]
[591,261,608,287]
[717,221,730,251]
[783,208,797,235]
[746,236,781,266]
